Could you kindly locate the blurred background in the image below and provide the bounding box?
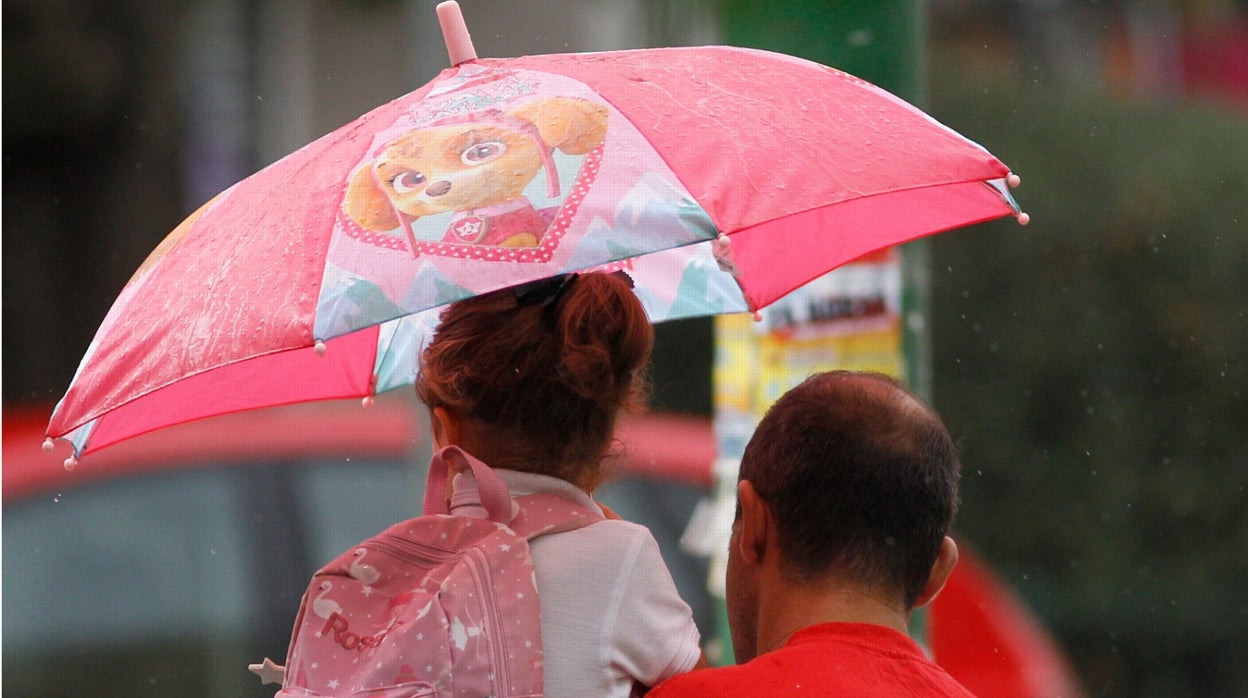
[4,0,1246,696]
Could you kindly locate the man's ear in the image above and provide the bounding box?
[736,480,771,566]
[912,536,959,609]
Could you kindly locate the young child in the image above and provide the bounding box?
[414,270,703,696]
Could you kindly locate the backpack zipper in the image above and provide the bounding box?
[364,537,456,567]
[467,545,512,696]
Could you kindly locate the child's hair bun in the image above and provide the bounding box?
[555,272,652,414]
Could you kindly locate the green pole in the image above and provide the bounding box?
[711,0,931,663]
[717,1,925,102]
[716,0,930,397]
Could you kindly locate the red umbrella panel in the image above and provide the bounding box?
[46,9,1025,465]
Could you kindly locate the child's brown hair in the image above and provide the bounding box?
[415,272,652,489]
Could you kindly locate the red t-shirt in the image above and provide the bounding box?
[649,622,977,697]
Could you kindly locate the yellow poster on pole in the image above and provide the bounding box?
[717,248,904,438]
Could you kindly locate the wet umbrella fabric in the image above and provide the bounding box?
[46,31,1024,463]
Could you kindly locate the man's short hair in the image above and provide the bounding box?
[739,371,960,608]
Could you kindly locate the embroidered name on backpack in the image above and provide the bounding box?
[322,612,397,651]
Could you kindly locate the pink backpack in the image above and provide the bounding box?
[251,445,602,697]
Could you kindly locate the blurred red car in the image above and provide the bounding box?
[3,396,715,698]
[3,396,1080,697]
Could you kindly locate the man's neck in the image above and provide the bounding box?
[755,574,910,656]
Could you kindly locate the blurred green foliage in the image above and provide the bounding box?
[927,71,1248,697]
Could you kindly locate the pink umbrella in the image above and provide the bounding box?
[45,1,1026,465]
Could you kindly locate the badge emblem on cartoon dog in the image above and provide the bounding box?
[340,96,608,261]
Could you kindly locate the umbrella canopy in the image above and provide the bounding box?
[45,1,1025,465]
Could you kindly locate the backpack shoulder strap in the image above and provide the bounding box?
[423,445,513,521]
[426,445,608,541]
[508,491,605,541]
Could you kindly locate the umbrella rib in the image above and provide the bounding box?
[724,176,1022,234]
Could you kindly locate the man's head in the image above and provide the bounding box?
[725,371,961,660]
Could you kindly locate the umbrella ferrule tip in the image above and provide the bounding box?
[437,1,478,66]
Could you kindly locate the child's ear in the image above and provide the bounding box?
[342,163,400,231]
[430,405,464,450]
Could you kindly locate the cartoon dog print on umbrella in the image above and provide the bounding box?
[341,96,608,254]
